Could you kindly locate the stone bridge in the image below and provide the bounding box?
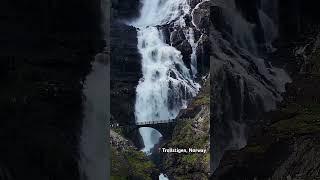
[117,119,179,139]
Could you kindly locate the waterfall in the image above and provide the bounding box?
[129,0,200,156]
[212,0,291,170]
[185,27,198,77]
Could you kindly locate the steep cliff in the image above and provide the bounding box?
[161,77,210,180]
[212,1,320,178]
[110,0,211,179]
[213,30,320,179]
[110,0,141,127]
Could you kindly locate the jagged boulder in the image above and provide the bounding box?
[196,34,210,75]
[170,29,186,47]
[189,0,202,9]
[192,0,211,31]
[176,40,193,69]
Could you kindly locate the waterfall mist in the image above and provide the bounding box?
[129,0,201,155]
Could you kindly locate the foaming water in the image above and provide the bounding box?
[159,173,169,180]
[135,27,199,125]
[130,0,200,156]
[185,28,198,77]
[130,0,190,28]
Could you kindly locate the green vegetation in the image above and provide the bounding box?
[125,149,157,180]
[193,94,210,106]
[110,176,127,180]
[271,105,320,138]
[112,127,124,135]
[170,120,209,148]
[161,79,210,179]
[111,147,129,179]
[111,146,158,180]
[181,154,199,166]
[163,116,210,179]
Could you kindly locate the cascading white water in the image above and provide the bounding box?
[134,26,199,153]
[185,28,198,77]
[129,0,200,156]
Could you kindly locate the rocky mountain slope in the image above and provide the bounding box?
[161,76,210,180]
[110,130,159,180]
[213,14,320,180]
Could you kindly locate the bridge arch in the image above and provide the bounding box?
[120,119,178,139]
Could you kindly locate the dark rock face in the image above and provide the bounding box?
[212,1,320,177]
[235,0,260,24]
[110,22,141,126]
[213,74,320,179]
[176,40,193,69]
[192,0,211,33]
[190,0,210,76]
[278,0,320,40]
[168,28,194,70]
[170,29,187,47]
[0,0,104,179]
[0,0,102,44]
[196,34,210,75]
[110,0,143,148]
[111,0,141,20]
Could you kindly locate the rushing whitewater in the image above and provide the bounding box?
[129,0,200,155]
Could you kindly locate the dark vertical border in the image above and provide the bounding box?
[102,0,111,178]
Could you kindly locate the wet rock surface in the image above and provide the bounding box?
[110,22,141,126]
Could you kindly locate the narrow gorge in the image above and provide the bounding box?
[110,0,320,179]
[110,0,210,179]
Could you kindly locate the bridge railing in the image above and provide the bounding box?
[135,119,175,125]
[110,118,191,127]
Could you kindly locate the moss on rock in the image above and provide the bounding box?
[271,104,320,138]
[111,131,159,180]
[162,88,210,180]
[193,95,210,106]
